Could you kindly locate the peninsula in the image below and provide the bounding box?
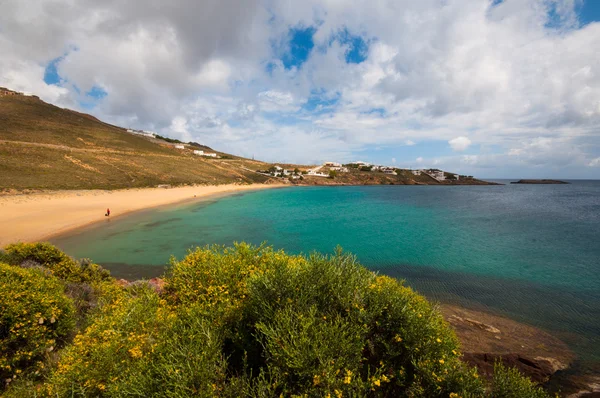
[511,180,569,184]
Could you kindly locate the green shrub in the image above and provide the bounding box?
[491,362,550,398]
[0,263,76,387]
[3,243,550,397]
[3,243,111,283]
[40,284,228,397]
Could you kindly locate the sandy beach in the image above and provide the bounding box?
[0,184,285,247]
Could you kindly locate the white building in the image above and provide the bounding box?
[193,150,204,155]
[324,161,341,167]
[127,129,155,138]
[425,170,446,181]
[203,153,218,158]
[174,144,185,149]
[382,167,397,175]
[330,166,349,173]
[411,170,422,176]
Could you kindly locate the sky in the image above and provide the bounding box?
[1,0,600,178]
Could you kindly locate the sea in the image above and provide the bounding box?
[51,180,600,369]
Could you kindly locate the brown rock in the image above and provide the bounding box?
[148,277,165,294]
[462,353,564,384]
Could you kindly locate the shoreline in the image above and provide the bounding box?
[0,183,287,247]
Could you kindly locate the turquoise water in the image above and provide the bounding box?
[52,182,600,361]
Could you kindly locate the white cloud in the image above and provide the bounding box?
[588,157,600,167]
[0,0,599,177]
[449,136,472,152]
[392,157,396,164]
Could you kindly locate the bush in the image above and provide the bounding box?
[3,244,551,397]
[3,243,111,283]
[41,284,230,397]
[491,362,550,398]
[164,244,485,397]
[0,263,76,387]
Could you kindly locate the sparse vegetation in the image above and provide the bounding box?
[0,94,271,190]
[0,243,551,397]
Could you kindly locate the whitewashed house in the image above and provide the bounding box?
[174,144,185,149]
[324,161,342,167]
[425,170,445,181]
[193,150,204,155]
[411,170,422,176]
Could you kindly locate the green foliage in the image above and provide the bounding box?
[3,243,111,283]
[155,134,183,144]
[329,170,338,179]
[491,362,550,398]
[2,243,552,397]
[0,263,76,386]
[360,165,373,171]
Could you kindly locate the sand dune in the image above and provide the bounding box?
[0,184,285,247]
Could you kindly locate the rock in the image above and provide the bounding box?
[148,277,165,294]
[116,278,130,287]
[462,353,565,384]
[448,314,501,333]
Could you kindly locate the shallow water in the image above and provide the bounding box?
[52,181,600,362]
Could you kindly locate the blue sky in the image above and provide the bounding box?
[2,0,599,178]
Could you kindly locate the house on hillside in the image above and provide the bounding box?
[324,161,341,167]
[194,150,218,157]
[425,169,445,181]
[382,167,397,175]
[0,88,23,97]
[350,161,370,166]
[330,166,349,172]
[174,144,185,149]
[411,170,422,176]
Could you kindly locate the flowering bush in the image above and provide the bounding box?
[2,243,552,397]
[2,243,110,283]
[0,263,75,387]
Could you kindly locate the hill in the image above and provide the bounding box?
[0,88,272,191]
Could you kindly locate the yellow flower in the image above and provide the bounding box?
[343,370,352,384]
[394,334,402,342]
[439,359,445,364]
[313,375,320,386]
[335,389,343,398]
[436,338,442,343]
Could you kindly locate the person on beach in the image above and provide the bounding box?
[106,208,110,217]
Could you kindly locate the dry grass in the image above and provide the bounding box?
[0,95,272,190]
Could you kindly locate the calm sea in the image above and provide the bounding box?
[52,181,600,363]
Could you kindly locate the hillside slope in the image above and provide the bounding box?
[0,89,272,191]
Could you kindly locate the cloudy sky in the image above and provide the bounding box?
[1,0,600,178]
